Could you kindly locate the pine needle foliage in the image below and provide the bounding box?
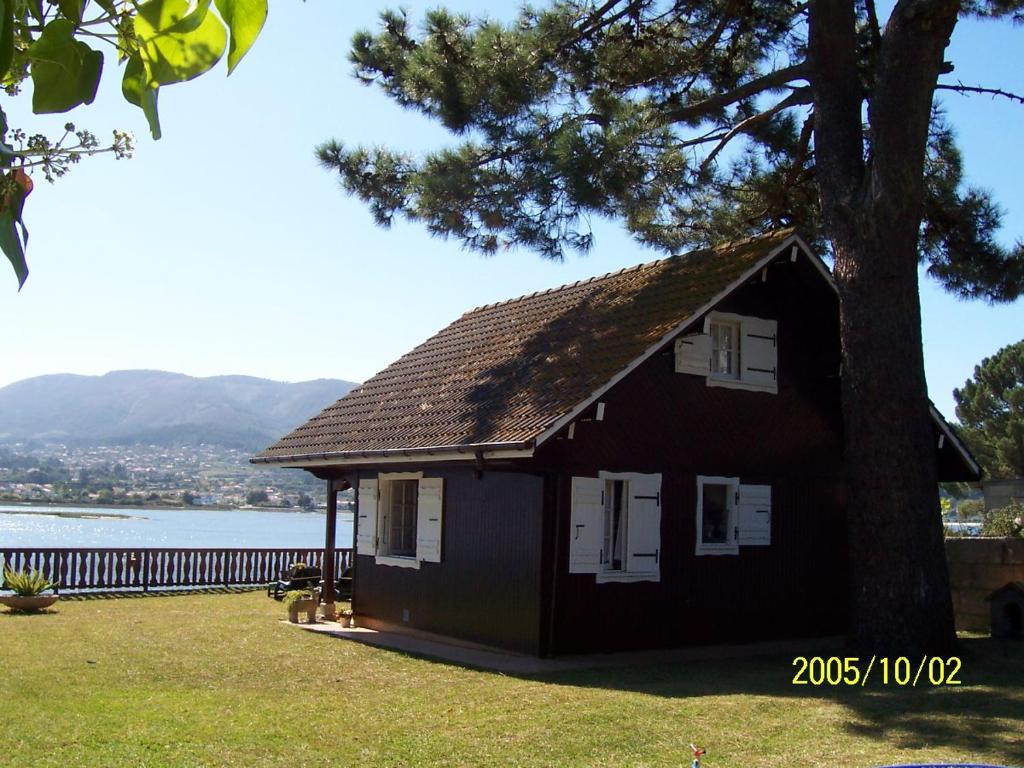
[955,339,1024,478]
[318,0,1024,301]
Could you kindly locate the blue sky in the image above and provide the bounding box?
[1,2,1021,421]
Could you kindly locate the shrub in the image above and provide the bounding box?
[2,567,56,596]
[956,499,985,521]
[981,501,1024,538]
[283,589,315,608]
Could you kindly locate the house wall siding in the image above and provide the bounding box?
[535,257,850,654]
[353,467,546,654]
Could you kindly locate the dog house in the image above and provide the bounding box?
[988,581,1024,639]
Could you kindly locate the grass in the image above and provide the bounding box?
[2,592,1022,768]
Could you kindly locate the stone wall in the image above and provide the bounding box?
[946,537,1024,633]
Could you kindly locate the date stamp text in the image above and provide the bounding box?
[791,656,962,686]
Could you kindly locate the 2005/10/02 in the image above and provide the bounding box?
[792,656,962,686]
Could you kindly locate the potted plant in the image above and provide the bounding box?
[1,567,58,612]
[340,608,355,628]
[284,588,318,623]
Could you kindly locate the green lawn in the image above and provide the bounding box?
[2,592,1022,768]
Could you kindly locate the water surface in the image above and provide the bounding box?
[0,504,355,549]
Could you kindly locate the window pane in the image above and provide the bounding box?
[387,479,418,557]
[710,322,738,377]
[702,484,730,544]
[603,480,626,571]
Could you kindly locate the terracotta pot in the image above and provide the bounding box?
[0,594,59,611]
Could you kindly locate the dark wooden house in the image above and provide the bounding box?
[253,230,979,657]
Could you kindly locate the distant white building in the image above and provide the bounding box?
[982,479,1024,510]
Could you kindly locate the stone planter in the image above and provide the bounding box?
[288,598,318,624]
[0,594,59,612]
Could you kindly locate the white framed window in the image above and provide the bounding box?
[674,312,778,394]
[695,477,774,554]
[356,473,444,568]
[381,478,418,557]
[570,472,661,583]
[709,320,740,379]
[603,479,627,572]
[696,475,739,556]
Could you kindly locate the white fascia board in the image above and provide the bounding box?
[262,446,535,470]
[929,404,981,478]
[534,234,819,449]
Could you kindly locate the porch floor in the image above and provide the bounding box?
[289,620,843,675]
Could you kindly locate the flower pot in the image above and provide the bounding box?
[288,598,318,624]
[0,594,58,611]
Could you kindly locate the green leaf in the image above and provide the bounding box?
[27,0,43,24]
[26,19,104,113]
[57,0,83,24]
[0,0,13,82]
[122,54,162,140]
[0,210,27,288]
[0,169,30,289]
[214,0,266,74]
[135,0,227,87]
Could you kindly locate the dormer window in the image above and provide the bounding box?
[674,312,778,394]
[709,320,740,378]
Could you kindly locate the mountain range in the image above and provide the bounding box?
[0,370,358,450]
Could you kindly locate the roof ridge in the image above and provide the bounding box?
[462,253,673,316]
[460,228,793,317]
[253,227,806,465]
[708,227,796,255]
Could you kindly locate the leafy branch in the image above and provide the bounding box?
[1,0,270,289]
[6,122,134,181]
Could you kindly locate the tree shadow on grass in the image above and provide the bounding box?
[531,637,1024,765]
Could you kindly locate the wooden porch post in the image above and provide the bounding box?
[322,479,338,620]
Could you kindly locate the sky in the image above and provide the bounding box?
[1,2,1022,421]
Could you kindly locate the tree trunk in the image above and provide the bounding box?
[810,0,961,655]
[832,228,956,655]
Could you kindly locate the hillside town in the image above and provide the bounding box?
[0,442,352,511]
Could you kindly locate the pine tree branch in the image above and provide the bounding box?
[557,0,645,53]
[699,87,813,171]
[783,111,816,189]
[658,62,809,126]
[936,82,1024,105]
[675,0,741,95]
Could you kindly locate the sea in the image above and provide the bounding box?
[0,504,355,549]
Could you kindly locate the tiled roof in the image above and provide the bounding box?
[254,229,797,463]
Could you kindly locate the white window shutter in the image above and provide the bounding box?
[626,473,662,574]
[356,479,379,556]
[674,333,711,376]
[736,484,771,545]
[740,317,778,392]
[569,476,604,574]
[416,478,444,563]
